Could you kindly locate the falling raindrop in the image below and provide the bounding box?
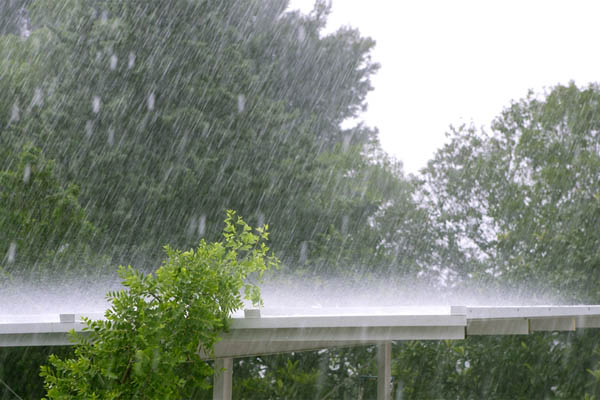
[187,216,198,237]
[201,121,210,137]
[128,52,136,69]
[257,212,265,228]
[110,54,118,70]
[9,103,20,123]
[147,92,155,111]
[18,7,31,38]
[23,164,31,183]
[299,241,308,264]
[85,120,93,139]
[198,215,206,236]
[31,87,43,108]
[92,96,101,113]
[237,94,246,113]
[7,242,17,264]
[107,127,115,146]
[297,25,306,42]
[342,134,352,152]
[162,166,173,183]
[341,215,349,235]
[178,132,189,152]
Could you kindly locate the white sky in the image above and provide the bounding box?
[287,0,600,173]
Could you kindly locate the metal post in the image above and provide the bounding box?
[377,342,392,400]
[213,358,233,400]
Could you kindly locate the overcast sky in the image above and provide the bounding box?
[287,0,600,173]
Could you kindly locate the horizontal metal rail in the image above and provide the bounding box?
[2,306,600,349]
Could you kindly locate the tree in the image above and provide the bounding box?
[421,83,600,301]
[0,143,97,276]
[0,0,382,272]
[0,0,33,36]
[41,211,278,399]
[410,82,600,399]
[0,1,446,398]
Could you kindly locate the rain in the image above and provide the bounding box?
[1,0,600,399]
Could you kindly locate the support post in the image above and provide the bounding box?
[377,342,392,400]
[213,357,233,400]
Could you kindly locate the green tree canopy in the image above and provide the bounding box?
[402,83,600,400]
[0,0,32,36]
[0,0,388,274]
[421,83,600,302]
[0,143,96,275]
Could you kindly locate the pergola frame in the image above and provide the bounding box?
[3,305,600,400]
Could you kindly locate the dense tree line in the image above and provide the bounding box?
[1,0,600,398]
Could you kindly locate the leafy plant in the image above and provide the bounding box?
[40,211,278,399]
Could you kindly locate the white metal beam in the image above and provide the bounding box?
[464,306,600,319]
[221,326,465,343]
[3,306,600,350]
[231,314,466,329]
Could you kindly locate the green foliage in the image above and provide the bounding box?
[390,331,600,400]
[0,346,74,400]
[6,1,600,399]
[415,83,600,398]
[0,0,384,272]
[421,83,600,301]
[393,336,558,399]
[234,347,378,399]
[0,2,420,397]
[236,357,321,399]
[0,143,96,275]
[0,0,33,36]
[41,211,278,399]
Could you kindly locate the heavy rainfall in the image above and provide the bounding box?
[1,0,600,399]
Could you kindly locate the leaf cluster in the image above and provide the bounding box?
[40,211,278,399]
